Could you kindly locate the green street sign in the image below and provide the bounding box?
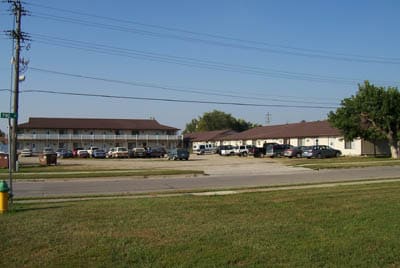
[0,112,17,119]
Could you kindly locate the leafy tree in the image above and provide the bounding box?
[328,81,400,158]
[183,118,199,134]
[183,110,260,134]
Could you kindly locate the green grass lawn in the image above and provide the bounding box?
[1,182,400,267]
[279,156,400,169]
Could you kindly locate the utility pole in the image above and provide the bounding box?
[7,0,28,173]
[4,0,29,205]
[265,112,271,126]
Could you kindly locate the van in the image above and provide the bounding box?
[193,143,215,155]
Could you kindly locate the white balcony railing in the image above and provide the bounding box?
[17,133,183,141]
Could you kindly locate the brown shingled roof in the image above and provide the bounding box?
[184,129,237,142]
[18,117,179,131]
[222,120,341,140]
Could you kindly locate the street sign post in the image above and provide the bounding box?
[0,112,16,119]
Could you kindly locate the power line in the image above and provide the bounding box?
[27,12,400,65]
[20,89,338,109]
[26,2,400,64]
[30,33,400,87]
[29,66,340,105]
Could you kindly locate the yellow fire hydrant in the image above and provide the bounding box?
[0,180,10,214]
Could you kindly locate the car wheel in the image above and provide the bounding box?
[296,153,301,158]
[317,153,322,159]
[336,152,340,157]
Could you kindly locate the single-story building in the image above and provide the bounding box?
[17,117,182,152]
[183,129,237,150]
[185,121,390,156]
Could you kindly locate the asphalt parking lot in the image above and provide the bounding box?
[18,154,309,176]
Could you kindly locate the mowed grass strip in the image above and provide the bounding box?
[0,167,203,179]
[1,182,400,267]
[279,156,400,169]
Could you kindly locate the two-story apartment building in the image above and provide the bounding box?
[17,117,181,152]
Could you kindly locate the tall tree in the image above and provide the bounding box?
[328,81,400,158]
[183,110,260,134]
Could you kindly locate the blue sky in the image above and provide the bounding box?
[1,0,399,133]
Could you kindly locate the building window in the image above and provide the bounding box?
[132,131,139,135]
[345,140,353,149]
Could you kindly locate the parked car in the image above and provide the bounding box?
[220,145,235,156]
[20,148,32,157]
[265,144,293,158]
[92,149,106,159]
[43,147,55,154]
[111,147,129,158]
[146,147,166,158]
[72,147,84,157]
[253,143,278,158]
[284,146,306,158]
[56,148,73,158]
[167,148,190,160]
[193,144,215,155]
[130,147,146,158]
[77,149,89,158]
[106,148,115,158]
[302,145,342,159]
[87,146,99,158]
[234,145,254,156]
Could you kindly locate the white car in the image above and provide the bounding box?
[234,145,254,156]
[111,147,129,158]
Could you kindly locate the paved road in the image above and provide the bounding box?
[13,166,400,197]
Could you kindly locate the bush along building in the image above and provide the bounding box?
[17,117,181,152]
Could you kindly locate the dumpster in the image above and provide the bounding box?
[0,153,9,169]
[0,180,9,213]
[38,153,57,166]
